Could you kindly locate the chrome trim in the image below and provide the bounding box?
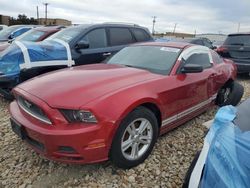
[17,98,52,125]
[162,95,216,127]
[234,63,250,66]
[162,115,177,126]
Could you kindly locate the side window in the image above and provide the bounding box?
[191,39,204,46]
[80,28,107,49]
[211,50,223,64]
[185,52,212,69]
[203,39,213,49]
[131,28,150,42]
[109,28,134,46]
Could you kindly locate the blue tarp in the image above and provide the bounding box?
[0,40,68,77]
[201,105,250,188]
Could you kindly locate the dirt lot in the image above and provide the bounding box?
[0,76,249,188]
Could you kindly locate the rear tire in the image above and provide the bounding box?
[110,107,158,169]
[0,88,14,101]
[216,81,244,107]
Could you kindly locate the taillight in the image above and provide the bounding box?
[216,46,228,53]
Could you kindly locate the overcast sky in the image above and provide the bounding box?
[1,0,250,34]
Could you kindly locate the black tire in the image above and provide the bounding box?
[110,106,158,169]
[216,81,244,107]
[182,151,201,188]
[0,88,14,101]
[237,72,250,78]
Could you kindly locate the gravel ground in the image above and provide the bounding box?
[0,77,249,188]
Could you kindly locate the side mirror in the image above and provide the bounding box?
[8,33,14,40]
[75,41,89,50]
[181,64,203,73]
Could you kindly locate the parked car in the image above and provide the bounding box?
[0,25,8,31]
[189,37,216,50]
[0,26,63,52]
[160,37,216,50]
[0,25,35,43]
[0,23,153,99]
[217,32,250,74]
[183,98,249,188]
[212,40,224,49]
[9,42,243,169]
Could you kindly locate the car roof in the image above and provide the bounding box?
[134,41,193,49]
[228,32,250,36]
[34,26,63,32]
[69,23,148,30]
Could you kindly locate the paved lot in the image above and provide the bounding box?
[0,76,249,188]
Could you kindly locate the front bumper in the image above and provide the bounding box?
[9,100,114,164]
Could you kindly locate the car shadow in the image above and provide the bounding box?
[237,73,250,81]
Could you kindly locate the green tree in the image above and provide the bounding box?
[9,14,38,25]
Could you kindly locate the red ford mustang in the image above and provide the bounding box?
[9,42,243,169]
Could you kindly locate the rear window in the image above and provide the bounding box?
[109,28,134,46]
[224,35,250,46]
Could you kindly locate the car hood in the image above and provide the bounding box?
[17,64,159,109]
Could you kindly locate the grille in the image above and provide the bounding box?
[17,95,52,125]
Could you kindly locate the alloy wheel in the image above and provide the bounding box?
[121,118,153,160]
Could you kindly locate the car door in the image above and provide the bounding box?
[106,27,136,55]
[72,28,109,65]
[163,46,216,122]
[210,50,229,90]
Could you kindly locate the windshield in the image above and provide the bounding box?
[18,30,46,42]
[47,27,81,43]
[0,25,23,40]
[107,46,181,75]
[224,35,250,46]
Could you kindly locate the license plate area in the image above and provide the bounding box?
[10,119,27,140]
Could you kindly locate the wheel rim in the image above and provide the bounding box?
[121,118,153,160]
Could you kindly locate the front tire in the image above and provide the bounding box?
[110,107,158,169]
[216,81,244,107]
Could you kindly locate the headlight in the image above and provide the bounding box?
[60,109,97,123]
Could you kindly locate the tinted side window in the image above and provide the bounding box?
[132,28,150,42]
[81,28,107,49]
[109,28,134,46]
[185,53,211,69]
[191,39,204,46]
[203,39,213,49]
[211,51,223,64]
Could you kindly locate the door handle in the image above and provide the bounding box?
[103,52,111,57]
